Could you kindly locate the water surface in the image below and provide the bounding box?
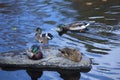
[0,0,120,80]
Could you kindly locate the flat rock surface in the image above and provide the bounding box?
[0,47,92,72]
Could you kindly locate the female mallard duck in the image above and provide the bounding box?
[27,45,43,60]
[56,22,90,36]
[35,27,53,45]
[59,47,82,62]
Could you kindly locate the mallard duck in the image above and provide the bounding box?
[27,45,43,60]
[56,22,90,36]
[58,47,82,62]
[35,27,53,45]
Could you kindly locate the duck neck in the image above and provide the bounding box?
[36,33,42,38]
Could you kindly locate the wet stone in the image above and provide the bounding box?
[0,47,92,72]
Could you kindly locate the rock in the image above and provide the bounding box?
[0,46,92,72]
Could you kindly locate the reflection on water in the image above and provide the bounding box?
[0,0,120,80]
[26,70,80,80]
[71,0,120,25]
[26,70,43,80]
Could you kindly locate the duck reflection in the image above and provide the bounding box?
[59,71,80,80]
[26,70,43,80]
[26,70,81,80]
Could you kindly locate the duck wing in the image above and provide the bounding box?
[35,33,43,43]
[69,22,89,30]
[42,37,48,45]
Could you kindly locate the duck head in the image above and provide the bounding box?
[27,45,43,60]
[56,24,68,36]
[36,27,42,34]
[56,24,65,32]
[31,45,40,53]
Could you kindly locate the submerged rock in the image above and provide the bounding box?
[0,47,92,72]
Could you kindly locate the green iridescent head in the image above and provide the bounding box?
[36,27,42,34]
[56,24,65,32]
[31,45,40,53]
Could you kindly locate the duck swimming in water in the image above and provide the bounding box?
[27,45,43,60]
[56,22,90,36]
[35,27,53,46]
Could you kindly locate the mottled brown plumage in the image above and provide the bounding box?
[59,47,82,62]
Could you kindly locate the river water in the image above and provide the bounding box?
[0,0,120,80]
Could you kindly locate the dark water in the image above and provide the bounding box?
[0,0,120,80]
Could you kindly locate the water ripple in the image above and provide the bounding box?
[0,0,120,80]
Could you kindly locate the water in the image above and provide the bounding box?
[0,0,120,80]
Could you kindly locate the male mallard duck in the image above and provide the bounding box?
[27,45,43,60]
[59,47,82,62]
[35,27,53,45]
[56,22,90,36]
